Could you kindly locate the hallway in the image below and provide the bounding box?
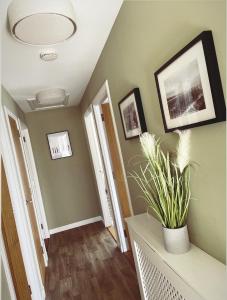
[45,222,141,300]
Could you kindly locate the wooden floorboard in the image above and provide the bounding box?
[45,221,141,300]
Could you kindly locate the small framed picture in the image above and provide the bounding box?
[118,88,147,140]
[47,131,72,160]
[154,31,226,132]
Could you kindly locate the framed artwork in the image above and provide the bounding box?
[118,88,147,140]
[154,31,226,132]
[47,131,72,160]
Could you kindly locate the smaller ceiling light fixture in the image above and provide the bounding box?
[40,49,58,61]
[27,88,69,110]
[8,0,77,45]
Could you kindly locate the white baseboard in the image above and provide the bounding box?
[49,216,102,235]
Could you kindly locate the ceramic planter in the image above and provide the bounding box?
[163,225,190,254]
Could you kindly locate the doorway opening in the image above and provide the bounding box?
[1,103,45,299]
[1,159,31,300]
[4,108,47,285]
[19,120,49,245]
[84,80,133,253]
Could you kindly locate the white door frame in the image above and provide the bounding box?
[19,121,49,263]
[84,80,133,252]
[0,233,17,300]
[84,106,113,228]
[0,104,45,299]
[92,80,134,216]
[5,108,48,266]
[19,121,49,239]
[92,103,127,252]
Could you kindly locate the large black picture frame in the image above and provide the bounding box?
[118,88,147,140]
[154,31,226,132]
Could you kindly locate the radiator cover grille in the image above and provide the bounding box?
[135,242,186,300]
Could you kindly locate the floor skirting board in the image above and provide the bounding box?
[49,216,103,235]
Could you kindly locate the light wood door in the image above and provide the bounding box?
[101,103,131,222]
[108,225,118,241]
[8,116,46,283]
[1,160,31,299]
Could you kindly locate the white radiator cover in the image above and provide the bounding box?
[126,214,226,300]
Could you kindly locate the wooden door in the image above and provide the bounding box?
[8,116,46,283]
[101,103,131,228]
[105,181,118,241]
[1,160,31,299]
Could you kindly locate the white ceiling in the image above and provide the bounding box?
[1,0,123,112]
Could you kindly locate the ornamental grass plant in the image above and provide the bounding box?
[130,131,191,229]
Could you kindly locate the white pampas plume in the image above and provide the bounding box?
[175,129,191,173]
[140,132,156,160]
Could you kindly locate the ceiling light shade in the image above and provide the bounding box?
[8,0,77,45]
[27,88,69,110]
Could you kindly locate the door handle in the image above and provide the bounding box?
[26,198,32,204]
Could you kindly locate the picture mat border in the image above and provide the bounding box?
[158,42,215,129]
[154,30,226,132]
[121,93,141,138]
[46,130,73,160]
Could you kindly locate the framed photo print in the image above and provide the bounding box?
[47,131,72,160]
[118,88,147,139]
[155,31,226,132]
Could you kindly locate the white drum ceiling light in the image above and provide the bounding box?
[8,0,77,45]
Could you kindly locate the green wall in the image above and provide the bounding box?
[80,1,226,263]
[25,107,101,230]
[1,262,11,300]
[1,85,101,232]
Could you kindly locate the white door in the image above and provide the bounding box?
[84,106,113,228]
[92,104,127,252]
[18,121,49,265]
[84,106,127,252]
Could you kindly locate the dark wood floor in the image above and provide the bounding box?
[45,221,141,300]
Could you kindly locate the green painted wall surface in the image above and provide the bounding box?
[25,107,101,229]
[1,262,11,300]
[80,1,226,263]
[1,86,26,122]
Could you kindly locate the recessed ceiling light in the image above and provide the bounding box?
[26,88,69,110]
[8,0,77,45]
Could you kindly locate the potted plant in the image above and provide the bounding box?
[130,130,191,254]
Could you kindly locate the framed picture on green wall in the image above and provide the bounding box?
[47,131,72,160]
[118,88,147,140]
[155,31,226,132]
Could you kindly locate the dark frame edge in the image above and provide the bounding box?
[154,30,226,133]
[118,87,147,140]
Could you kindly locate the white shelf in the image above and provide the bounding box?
[126,213,227,300]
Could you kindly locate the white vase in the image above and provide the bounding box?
[163,225,190,254]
